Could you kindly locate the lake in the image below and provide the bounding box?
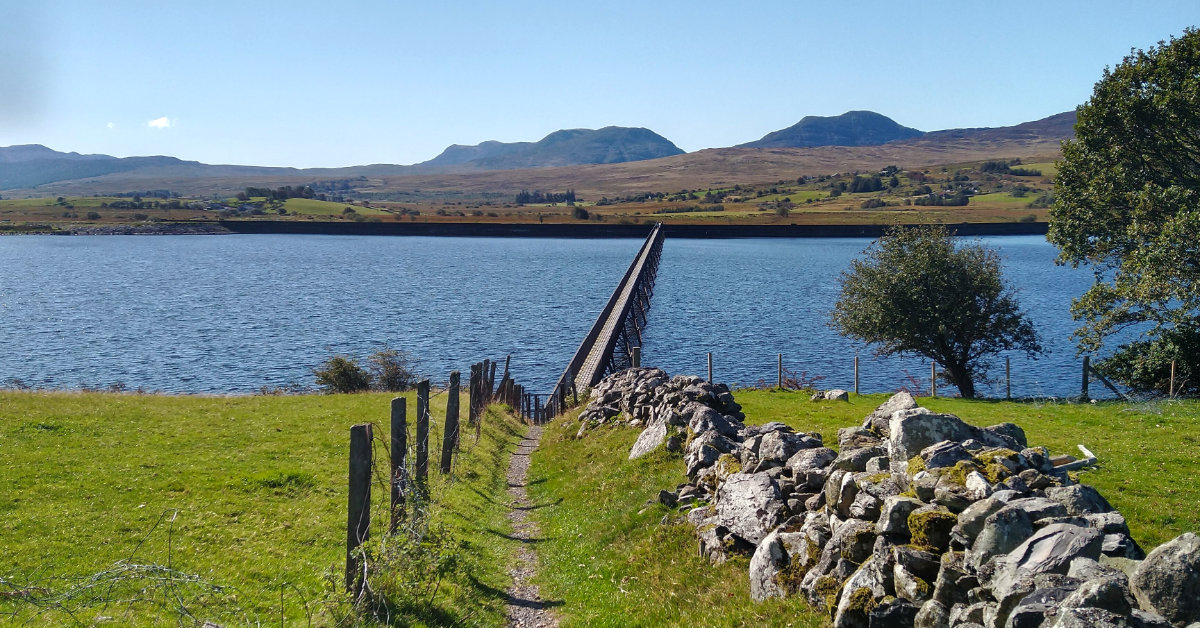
[0,234,1103,398]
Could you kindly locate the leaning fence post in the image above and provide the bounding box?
[1081,356,1090,401]
[707,352,713,383]
[632,346,641,368]
[441,371,460,473]
[931,362,937,398]
[390,397,406,532]
[534,394,541,424]
[347,423,373,596]
[416,379,430,491]
[778,353,783,389]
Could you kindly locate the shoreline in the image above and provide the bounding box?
[218,220,1048,238]
[2,220,1049,238]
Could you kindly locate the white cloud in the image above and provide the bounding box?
[106,122,115,129]
[147,116,171,129]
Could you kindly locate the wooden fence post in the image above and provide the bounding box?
[390,397,406,532]
[1006,357,1012,400]
[632,346,641,368]
[415,379,430,491]
[488,361,497,399]
[777,353,783,389]
[346,423,373,596]
[931,362,937,398]
[707,352,713,383]
[853,355,859,395]
[1081,356,1090,400]
[441,371,460,474]
[468,364,480,427]
[534,395,541,424]
[1170,359,1177,398]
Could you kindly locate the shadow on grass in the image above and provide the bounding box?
[466,574,565,609]
[483,527,547,544]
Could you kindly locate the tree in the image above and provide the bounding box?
[830,226,1041,398]
[1048,28,1200,394]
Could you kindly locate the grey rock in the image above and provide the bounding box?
[629,419,669,459]
[949,601,987,626]
[657,489,678,508]
[683,402,739,438]
[953,496,1007,548]
[833,556,891,628]
[1045,484,1114,516]
[1049,607,1133,627]
[1067,557,1129,583]
[1060,577,1133,615]
[831,518,878,565]
[1006,497,1071,523]
[970,506,1034,570]
[869,597,919,626]
[991,524,1104,602]
[984,422,1029,450]
[931,551,970,607]
[878,495,924,535]
[1130,532,1200,627]
[834,445,888,472]
[1104,533,1146,560]
[749,529,787,601]
[1131,610,1174,628]
[865,455,891,473]
[684,430,736,478]
[862,391,919,436]
[914,599,950,628]
[758,429,811,465]
[849,491,883,522]
[889,409,1026,473]
[824,388,851,402]
[921,440,975,469]
[965,471,994,501]
[1006,603,1054,628]
[710,473,786,545]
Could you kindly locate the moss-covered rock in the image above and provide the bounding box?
[908,508,958,551]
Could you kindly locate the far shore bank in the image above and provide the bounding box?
[3,219,1050,238]
[218,219,1048,238]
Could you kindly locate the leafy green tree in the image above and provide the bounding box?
[1048,28,1200,394]
[830,226,1041,398]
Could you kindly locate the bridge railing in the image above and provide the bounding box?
[533,222,665,422]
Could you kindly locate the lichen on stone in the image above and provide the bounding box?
[908,509,957,548]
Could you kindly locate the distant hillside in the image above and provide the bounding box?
[420,127,684,170]
[739,110,925,148]
[917,111,1076,143]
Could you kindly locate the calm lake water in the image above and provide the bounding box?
[0,234,1103,398]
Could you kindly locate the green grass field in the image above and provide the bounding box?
[0,390,523,626]
[527,391,1200,625]
[969,192,1042,207]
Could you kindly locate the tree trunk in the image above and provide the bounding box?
[944,362,976,398]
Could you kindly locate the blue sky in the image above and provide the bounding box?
[1,1,1196,168]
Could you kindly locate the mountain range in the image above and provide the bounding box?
[0,111,1076,195]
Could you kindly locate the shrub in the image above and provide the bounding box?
[86,211,101,220]
[368,347,421,392]
[314,356,371,393]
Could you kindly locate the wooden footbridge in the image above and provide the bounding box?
[529,223,664,421]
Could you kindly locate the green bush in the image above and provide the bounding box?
[368,348,420,392]
[314,356,371,393]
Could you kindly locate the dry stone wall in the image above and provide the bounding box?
[574,368,1200,628]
